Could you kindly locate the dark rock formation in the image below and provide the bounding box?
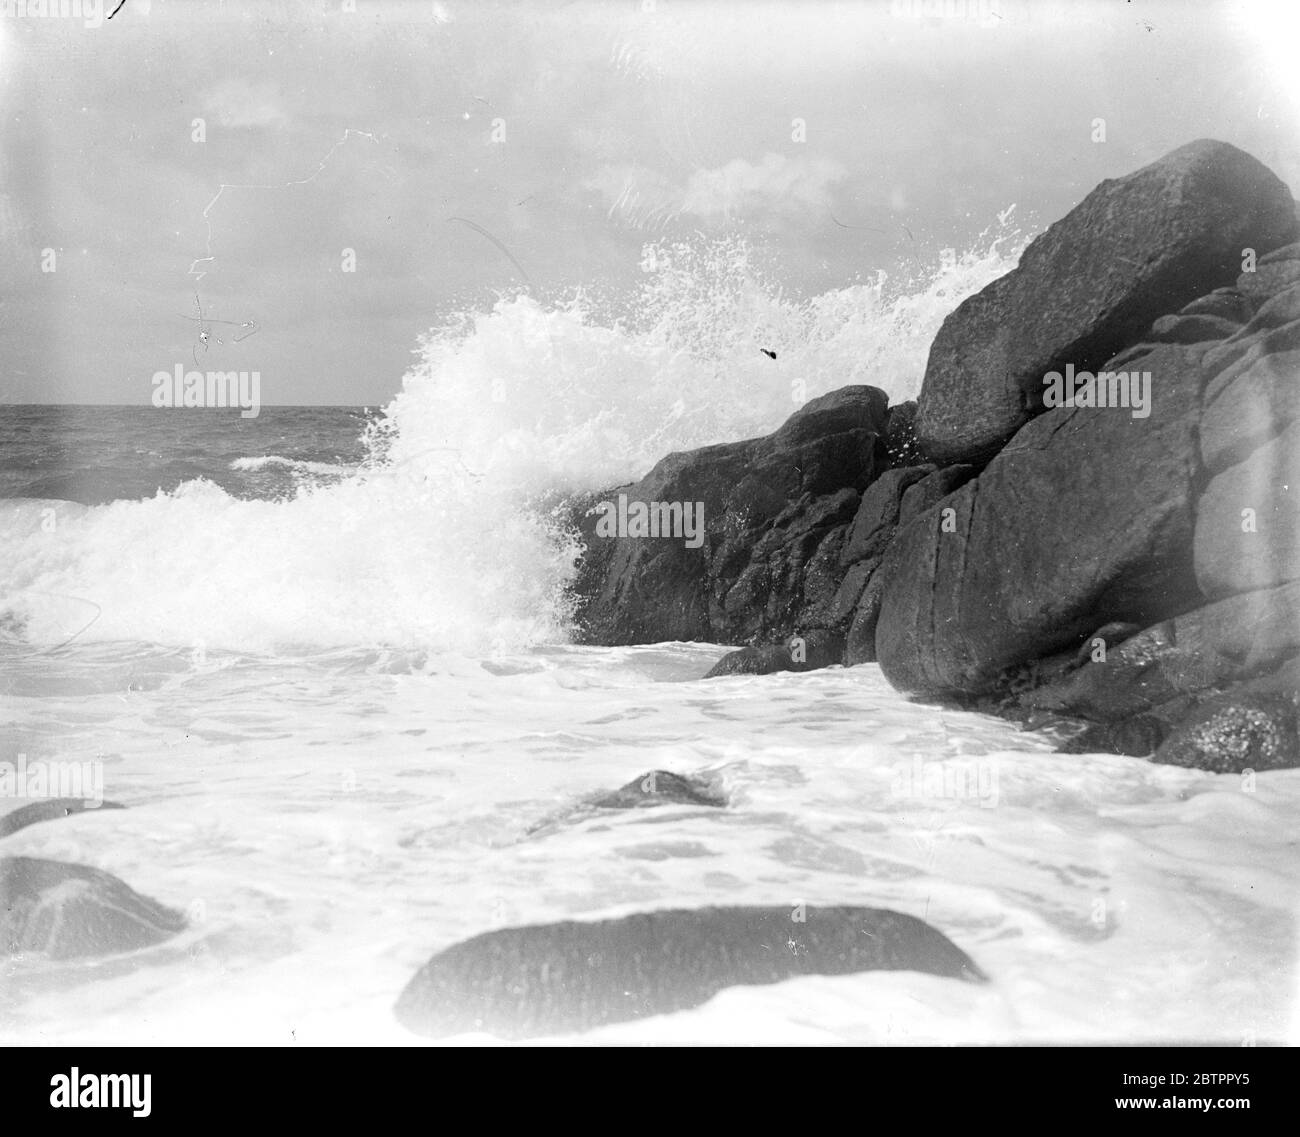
[564,139,1300,772]
[590,770,726,809]
[394,905,986,1039]
[570,386,889,646]
[1058,715,1170,758]
[883,399,923,466]
[1024,581,1300,722]
[916,139,1297,464]
[1,857,186,961]
[704,628,844,677]
[0,798,126,839]
[1153,690,1299,773]
[875,339,1207,697]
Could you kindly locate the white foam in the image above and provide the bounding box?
[0,229,1026,653]
[229,455,355,477]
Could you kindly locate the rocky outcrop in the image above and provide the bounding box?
[565,139,1300,772]
[570,386,889,646]
[1021,581,1300,724]
[916,139,1298,463]
[874,339,1208,696]
[866,154,1300,771]
[395,905,985,1039]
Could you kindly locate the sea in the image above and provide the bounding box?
[2,236,1297,1045]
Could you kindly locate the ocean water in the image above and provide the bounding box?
[2,236,1298,1045]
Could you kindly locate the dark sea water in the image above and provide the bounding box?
[0,405,371,505]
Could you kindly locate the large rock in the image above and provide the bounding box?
[717,487,860,642]
[570,387,889,645]
[1,857,186,961]
[1192,274,1300,600]
[1195,419,1300,599]
[837,464,975,666]
[1055,660,1300,767]
[394,905,986,1039]
[874,341,1208,696]
[840,466,936,566]
[916,139,1298,463]
[1023,581,1300,721]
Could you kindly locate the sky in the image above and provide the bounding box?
[0,0,1297,406]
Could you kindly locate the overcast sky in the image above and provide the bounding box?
[0,0,1296,406]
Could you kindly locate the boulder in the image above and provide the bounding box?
[1178,286,1256,324]
[874,341,1207,697]
[1200,335,1300,476]
[916,139,1298,463]
[1195,418,1300,599]
[395,905,985,1039]
[1021,580,1300,721]
[703,628,844,678]
[840,465,936,566]
[1,857,186,961]
[570,387,889,646]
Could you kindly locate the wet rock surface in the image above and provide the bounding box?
[395,905,986,1039]
[915,139,1297,463]
[589,770,727,809]
[0,798,126,839]
[1,857,186,961]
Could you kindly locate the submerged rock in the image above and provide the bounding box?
[590,770,726,809]
[1,857,187,961]
[1057,716,1170,758]
[1153,692,1300,773]
[394,905,986,1039]
[703,629,844,678]
[0,798,126,840]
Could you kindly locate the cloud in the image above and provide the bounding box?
[681,153,847,221]
[584,153,847,231]
[203,79,289,129]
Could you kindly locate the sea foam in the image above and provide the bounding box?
[0,229,1026,654]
